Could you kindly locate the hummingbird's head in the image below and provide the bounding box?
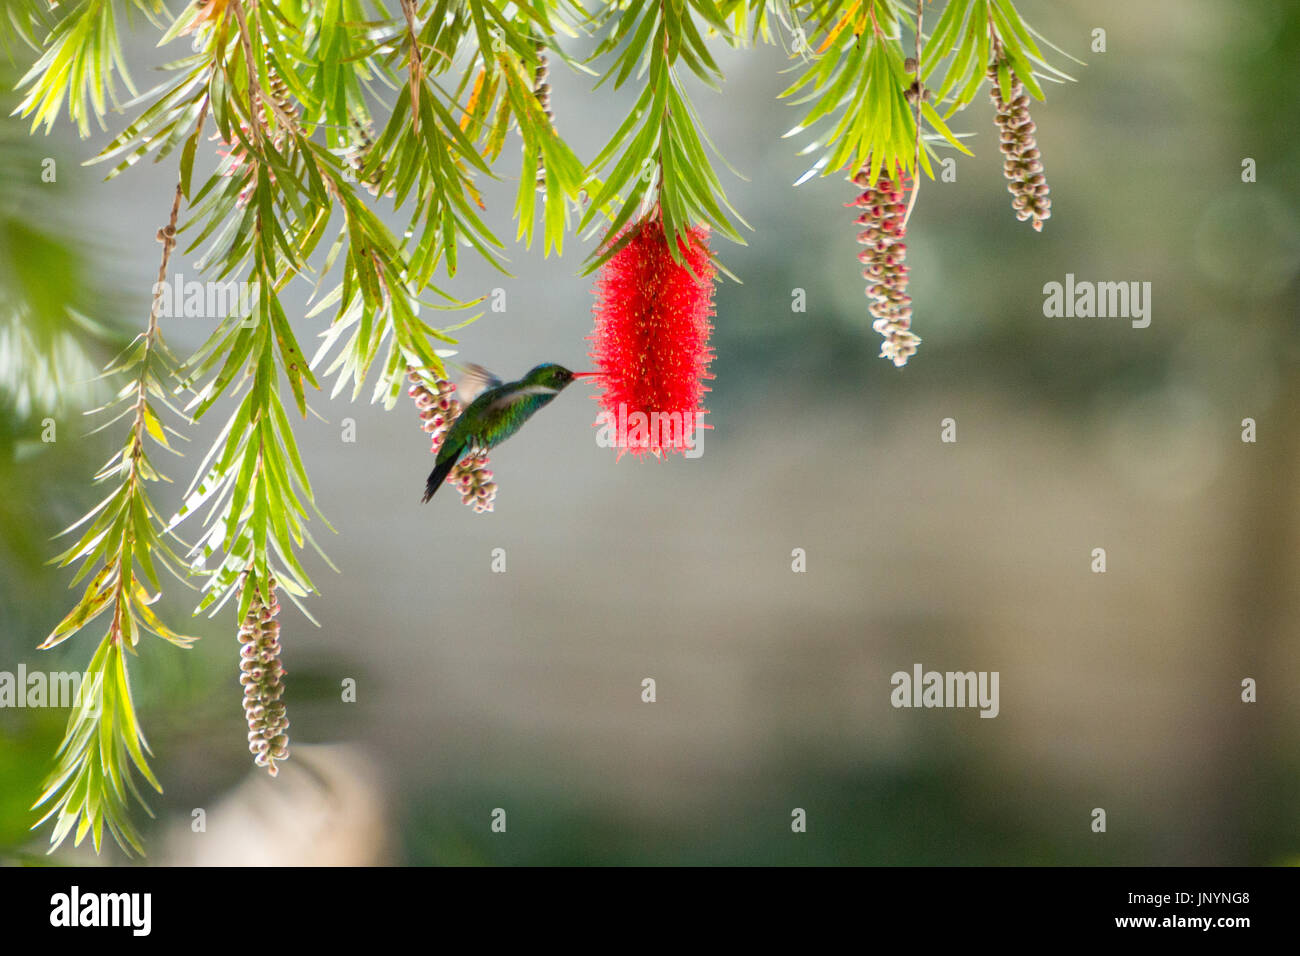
[522,363,580,390]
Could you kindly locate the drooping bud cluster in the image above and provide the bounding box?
[988,53,1051,232]
[406,369,498,512]
[850,162,919,367]
[533,41,553,191]
[238,574,290,777]
[409,371,460,448]
[448,450,497,513]
[215,71,298,207]
[262,72,298,144]
[346,115,386,197]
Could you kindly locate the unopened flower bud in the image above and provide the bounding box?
[848,159,921,366]
[988,49,1051,232]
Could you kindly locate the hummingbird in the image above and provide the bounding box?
[422,362,596,503]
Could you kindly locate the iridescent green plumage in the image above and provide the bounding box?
[422,363,581,503]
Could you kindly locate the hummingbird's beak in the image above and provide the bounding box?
[571,371,603,379]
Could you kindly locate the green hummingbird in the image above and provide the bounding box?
[422,362,596,503]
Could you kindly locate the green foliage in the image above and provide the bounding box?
[34,302,197,857]
[0,65,110,420]
[31,634,167,856]
[15,0,169,136]
[922,0,1076,111]
[579,0,750,268]
[4,0,1074,857]
[782,0,1072,189]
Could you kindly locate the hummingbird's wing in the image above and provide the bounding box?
[485,385,559,411]
[456,363,503,404]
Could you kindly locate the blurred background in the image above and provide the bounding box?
[1,0,1297,865]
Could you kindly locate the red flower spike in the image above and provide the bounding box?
[588,220,716,458]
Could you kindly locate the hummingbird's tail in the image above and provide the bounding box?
[422,448,462,503]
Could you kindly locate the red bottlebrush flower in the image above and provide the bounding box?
[588,220,715,458]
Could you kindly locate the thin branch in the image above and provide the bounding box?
[903,0,923,229]
[229,0,297,137]
[401,0,424,132]
[135,99,207,466]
